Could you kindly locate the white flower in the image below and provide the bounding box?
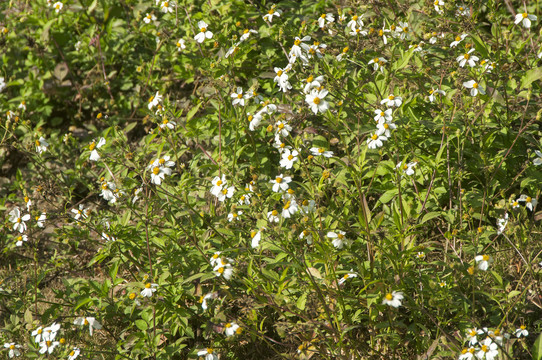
[160,0,173,13]
[317,13,334,28]
[227,211,242,222]
[224,322,242,337]
[456,4,469,16]
[475,254,491,271]
[9,207,31,233]
[210,175,226,196]
[310,147,333,157]
[515,325,529,338]
[148,91,162,110]
[213,261,233,279]
[194,21,213,43]
[42,322,60,342]
[347,15,364,30]
[248,112,263,131]
[275,120,292,137]
[367,129,387,149]
[465,328,484,345]
[273,67,292,92]
[71,204,90,220]
[35,137,49,154]
[428,88,446,102]
[281,199,298,218]
[270,174,292,192]
[68,347,80,360]
[377,26,390,44]
[15,234,28,246]
[496,213,508,234]
[327,231,350,249]
[338,271,357,285]
[302,75,325,94]
[32,326,45,343]
[52,2,63,13]
[231,87,245,106]
[518,194,537,211]
[143,13,156,24]
[263,7,281,23]
[240,28,258,42]
[433,0,444,13]
[0,77,6,92]
[250,230,262,248]
[217,186,235,202]
[267,210,280,223]
[4,343,21,358]
[396,161,417,175]
[376,119,396,137]
[101,232,116,242]
[374,108,392,123]
[74,317,102,336]
[459,347,476,360]
[515,11,537,28]
[280,149,299,169]
[89,137,106,161]
[382,291,404,307]
[396,21,410,39]
[39,340,59,354]
[381,94,402,107]
[463,80,485,96]
[299,229,313,244]
[160,118,176,130]
[199,292,216,310]
[197,348,218,360]
[457,48,479,68]
[175,38,186,51]
[289,36,311,64]
[450,33,468,47]
[305,88,329,114]
[140,283,158,297]
[368,57,387,71]
[100,181,121,204]
[476,337,499,360]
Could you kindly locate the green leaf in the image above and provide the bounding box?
[520,67,542,89]
[296,292,307,310]
[135,319,148,331]
[420,212,440,224]
[379,188,398,204]
[392,49,414,71]
[507,290,521,299]
[534,333,542,360]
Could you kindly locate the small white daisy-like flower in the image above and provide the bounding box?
[160,0,173,13]
[89,137,106,161]
[338,271,357,285]
[250,229,262,248]
[231,87,245,106]
[224,322,242,337]
[310,147,333,157]
[263,7,282,22]
[175,38,186,51]
[327,230,350,249]
[374,108,393,123]
[457,48,479,68]
[368,57,387,71]
[73,317,102,336]
[140,283,158,297]
[463,80,485,96]
[475,254,491,271]
[515,325,529,338]
[213,261,233,280]
[433,0,444,13]
[381,94,402,107]
[518,194,537,211]
[317,13,335,29]
[476,337,499,360]
[240,28,258,42]
[148,91,162,110]
[270,174,292,192]
[159,118,176,130]
[68,347,81,360]
[281,199,298,218]
[367,129,387,149]
[279,149,299,169]
[194,20,213,43]
[227,211,242,222]
[3,343,21,358]
[450,33,468,47]
[533,150,542,165]
[52,1,63,13]
[143,13,156,24]
[35,137,49,154]
[515,11,537,28]
[267,210,280,223]
[9,207,31,233]
[71,204,90,221]
[15,234,28,247]
[396,161,417,176]
[197,348,218,360]
[428,88,446,102]
[305,88,329,114]
[382,291,404,307]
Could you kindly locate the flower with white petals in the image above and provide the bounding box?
[240,29,258,42]
[148,91,162,110]
[231,87,245,106]
[534,150,542,165]
[518,194,537,211]
[374,108,393,123]
[281,199,298,218]
[428,88,446,102]
[338,271,357,285]
[368,57,387,71]
[397,161,417,176]
[457,48,479,68]
[450,33,468,47]
[194,21,213,43]
[250,230,262,248]
[270,174,292,192]
[515,325,529,338]
[496,213,508,234]
[71,204,90,220]
[52,2,63,13]
[327,230,350,249]
[175,38,186,51]
[197,348,218,360]
[160,1,173,13]
[89,137,106,161]
[263,7,281,23]
[74,317,102,336]
[4,343,21,358]
[141,283,158,297]
[433,0,445,13]
[9,207,31,233]
[310,147,333,157]
[463,80,485,96]
[273,67,292,93]
[213,260,233,280]
[515,11,537,28]
[381,94,402,107]
[376,119,396,137]
[143,13,156,24]
[476,337,499,360]
[39,340,59,355]
[305,88,329,114]
[15,234,28,247]
[280,149,299,169]
[382,291,404,307]
[267,210,280,223]
[68,347,80,360]
[317,13,335,29]
[475,254,491,271]
[35,137,49,154]
[224,322,242,337]
[396,21,410,39]
[227,211,242,222]
[367,128,387,149]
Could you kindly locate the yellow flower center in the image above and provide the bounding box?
[342,46,349,53]
[102,183,108,190]
[129,292,136,299]
[320,14,326,18]
[163,1,169,6]
[288,189,294,194]
[152,167,160,175]
[464,53,470,59]
[9,345,14,349]
[271,210,278,216]
[481,345,488,353]
[469,330,476,336]
[250,230,257,238]
[313,97,321,104]
[494,329,501,335]
[526,196,532,202]
[288,154,294,160]
[162,119,169,124]
[70,351,75,356]
[306,75,314,83]
[221,188,228,195]
[283,201,291,210]
[371,134,378,140]
[384,123,389,129]
[247,115,253,121]
[89,142,96,151]
[236,327,243,334]
[294,39,301,46]
[373,57,379,63]
[243,29,249,34]
[275,177,283,183]
[468,266,475,274]
[216,180,222,186]
[280,143,285,148]
[403,26,408,32]
[385,293,393,300]
[337,233,344,239]
[148,95,154,103]
[434,0,439,4]
[352,15,358,20]
[388,95,395,100]
[429,89,434,94]
[461,349,468,355]
[318,148,325,154]
[469,348,475,354]
[472,82,478,88]
[218,267,224,273]
[268,9,274,14]
[145,283,151,288]
[482,255,489,261]
[17,217,22,223]
[522,12,528,18]
[59,338,65,344]
[521,325,526,330]
[159,158,165,165]
[278,123,284,129]
[200,27,206,32]
[84,319,89,325]
[237,93,243,99]
[379,29,383,36]
[277,70,283,76]
[455,35,461,41]
[225,323,232,328]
